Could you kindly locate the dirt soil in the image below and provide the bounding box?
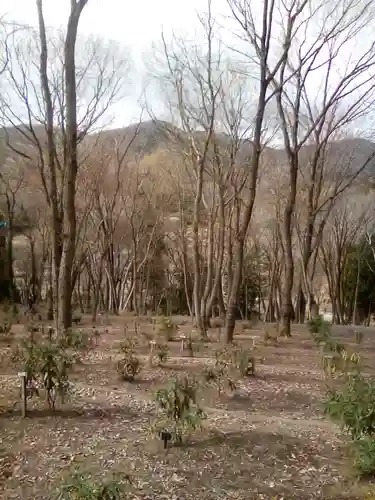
[0,316,374,499]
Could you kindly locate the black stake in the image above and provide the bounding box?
[160,430,172,449]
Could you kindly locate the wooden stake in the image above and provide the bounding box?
[148,340,156,367]
[18,372,27,418]
[180,335,187,354]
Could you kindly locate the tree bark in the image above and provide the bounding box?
[58,0,89,331]
[36,0,63,326]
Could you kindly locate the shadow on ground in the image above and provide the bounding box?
[0,404,153,420]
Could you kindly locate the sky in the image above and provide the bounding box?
[2,0,223,127]
[2,0,375,137]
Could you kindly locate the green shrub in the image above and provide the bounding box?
[325,374,375,441]
[156,316,175,341]
[59,328,92,351]
[57,471,127,499]
[72,311,82,325]
[116,354,141,382]
[307,316,346,356]
[156,343,169,365]
[263,329,278,346]
[154,376,205,443]
[13,330,75,410]
[38,343,73,410]
[353,437,375,476]
[0,301,15,337]
[203,346,239,395]
[318,320,375,476]
[0,321,12,336]
[119,336,137,355]
[235,348,256,377]
[307,316,330,342]
[203,364,236,395]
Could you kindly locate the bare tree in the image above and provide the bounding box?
[230,0,375,336]
[319,192,372,323]
[0,6,129,327]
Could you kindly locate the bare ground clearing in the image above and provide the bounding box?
[0,316,374,499]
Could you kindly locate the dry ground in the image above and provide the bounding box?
[0,316,374,499]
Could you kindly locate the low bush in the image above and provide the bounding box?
[307,316,330,343]
[156,316,175,341]
[353,437,375,476]
[321,319,375,476]
[154,376,206,444]
[116,354,141,382]
[59,328,92,351]
[235,348,256,377]
[325,374,375,441]
[203,345,255,395]
[308,316,360,378]
[72,311,82,325]
[0,301,16,338]
[155,343,169,365]
[119,335,137,355]
[263,329,279,346]
[57,471,127,499]
[13,329,75,410]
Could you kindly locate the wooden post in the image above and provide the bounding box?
[47,325,54,341]
[180,335,187,354]
[148,340,156,367]
[18,372,27,418]
[249,336,258,348]
[324,355,334,378]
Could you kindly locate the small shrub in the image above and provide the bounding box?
[307,316,332,346]
[59,328,92,351]
[91,327,101,345]
[39,343,73,410]
[235,348,256,377]
[27,322,41,335]
[263,329,278,346]
[156,343,169,365]
[116,354,141,382]
[154,376,206,443]
[353,437,375,476]
[203,346,238,395]
[57,471,127,500]
[203,364,236,395]
[12,328,76,410]
[325,374,375,441]
[0,321,12,336]
[156,316,175,341]
[0,301,15,337]
[72,311,82,325]
[119,335,137,355]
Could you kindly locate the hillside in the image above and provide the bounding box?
[2,120,375,181]
[94,121,375,180]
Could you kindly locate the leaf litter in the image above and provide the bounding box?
[0,321,371,499]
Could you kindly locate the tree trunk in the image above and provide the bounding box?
[58,0,88,331]
[36,0,63,326]
[280,199,296,337]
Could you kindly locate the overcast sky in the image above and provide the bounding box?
[2,0,375,137]
[2,0,225,127]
